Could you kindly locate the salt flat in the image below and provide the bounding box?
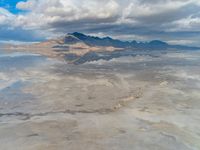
[0,49,200,150]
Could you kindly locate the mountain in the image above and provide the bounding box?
[69,32,200,50]
[70,32,130,48]
[69,32,169,49]
[4,32,200,64]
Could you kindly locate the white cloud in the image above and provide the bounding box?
[15,0,120,29]
[16,0,37,10]
[0,7,14,24]
[124,0,191,18]
[1,0,200,44]
[13,0,200,32]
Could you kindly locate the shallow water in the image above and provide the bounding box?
[0,49,200,150]
[0,50,56,114]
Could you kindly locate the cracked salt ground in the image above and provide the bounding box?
[0,49,200,150]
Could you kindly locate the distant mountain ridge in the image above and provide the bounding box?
[4,32,200,64]
[68,32,169,49]
[68,32,199,50]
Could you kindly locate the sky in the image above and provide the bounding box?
[0,0,200,46]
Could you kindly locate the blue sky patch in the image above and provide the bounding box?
[0,0,25,14]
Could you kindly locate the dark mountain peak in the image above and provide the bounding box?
[68,32,130,47]
[103,36,113,40]
[70,32,88,39]
[71,32,85,36]
[149,40,168,46]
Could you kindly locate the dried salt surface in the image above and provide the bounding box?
[0,50,200,150]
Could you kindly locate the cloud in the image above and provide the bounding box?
[0,0,200,45]
[16,0,37,10]
[172,16,200,31]
[124,0,189,18]
[16,0,120,28]
[0,7,14,24]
